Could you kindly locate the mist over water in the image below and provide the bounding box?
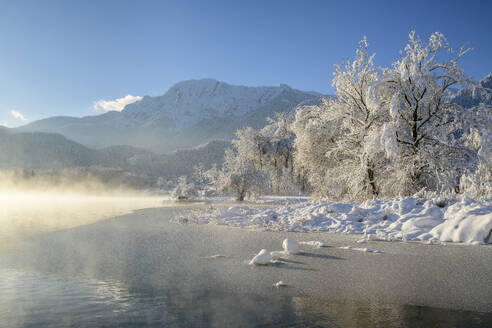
[0,189,166,252]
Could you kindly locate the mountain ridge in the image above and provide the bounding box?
[0,128,229,183]
[16,79,323,153]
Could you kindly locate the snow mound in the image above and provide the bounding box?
[249,249,273,265]
[428,197,492,243]
[274,281,287,287]
[282,239,300,254]
[178,196,492,245]
[299,241,329,248]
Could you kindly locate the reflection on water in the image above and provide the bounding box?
[290,297,491,328]
[0,192,165,252]
[0,268,174,327]
[1,267,491,328]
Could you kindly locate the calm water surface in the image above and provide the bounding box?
[1,267,491,328]
[1,194,491,327]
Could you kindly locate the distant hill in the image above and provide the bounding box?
[0,128,229,183]
[0,129,92,169]
[16,79,322,153]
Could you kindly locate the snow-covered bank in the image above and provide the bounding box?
[175,196,492,245]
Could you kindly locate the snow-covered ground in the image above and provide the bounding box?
[174,195,492,245]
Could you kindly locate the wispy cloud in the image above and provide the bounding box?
[93,95,142,112]
[10,110,27,122]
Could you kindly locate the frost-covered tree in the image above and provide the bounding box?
[259,113,300,194]
[205,163,220,186]
[328,37,388,198]
[460,132,492,198]
[378,31,472,195]
[229,126,267,171]
[218,118,303,197]
[215,31,487,201]
[459,105,492,198]
[293,38,388,199]
[215,128,262,200]
[293,99,345,197]
[218,139,266,201]
[261,114,295,170]
[192,163,207,185]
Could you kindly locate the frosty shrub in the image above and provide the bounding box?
[171,176,197,200]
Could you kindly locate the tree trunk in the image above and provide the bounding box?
[367,166,378,197]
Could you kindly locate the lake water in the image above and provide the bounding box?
[1,194,491,327]
[1,267,491,328]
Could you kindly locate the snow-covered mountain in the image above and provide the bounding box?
[450,73,492,108]
[115,79,318,130]
[17,79,322,153]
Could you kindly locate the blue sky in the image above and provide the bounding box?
[1,0,491,126]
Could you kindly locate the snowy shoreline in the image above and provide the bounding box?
[174,195,492,245]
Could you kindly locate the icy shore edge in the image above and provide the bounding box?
[174,196,492,245]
